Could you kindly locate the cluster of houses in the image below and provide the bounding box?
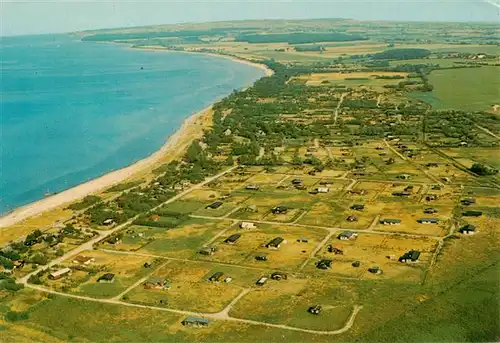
[291,178,306,190]
[49,266,116,284]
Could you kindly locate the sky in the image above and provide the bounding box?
[1,0,499,37]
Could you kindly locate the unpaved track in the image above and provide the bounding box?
[20,166,237,284]
[23,283,363,335]
[333,93,347,125]
[475,124,500,140]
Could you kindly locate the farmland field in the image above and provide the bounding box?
[409,66,500,111]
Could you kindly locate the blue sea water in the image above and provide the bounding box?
[0,34,265,214]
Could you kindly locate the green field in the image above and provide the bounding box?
[410,66,500,111]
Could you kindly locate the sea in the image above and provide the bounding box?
[0,34,266,214]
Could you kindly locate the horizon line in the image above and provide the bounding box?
[2,16,499,38]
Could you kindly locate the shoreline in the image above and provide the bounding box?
[131,45,274,77]
[0,50,273,229]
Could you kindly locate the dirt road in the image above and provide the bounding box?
[20,166,237,284]
[23,282,363,335]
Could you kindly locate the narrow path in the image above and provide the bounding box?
[211,288,251,319]
[383,139,406,161]
[367,215,380,231]
[202,228,229,247]
[299,229,337,270]
[112,260,171,300]
[333,93,346,125]
[383,140,443,185]
[98,249,282,273]
[23,283,364,336]
[475,124,500,140]
[345,179,357,191]
[339,170,350,179]
[20,166,238,284]
[276,175,291,186]
[313,138,320,149]
[190,214,339,232]
[292,210,307,224]
[223,206,242,219]
[189,214,443,240]
[325,146,334,160]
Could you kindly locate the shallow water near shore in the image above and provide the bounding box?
[0,34,265,214]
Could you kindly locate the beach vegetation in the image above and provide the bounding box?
[67,195,101,211]
[105,181,143,193]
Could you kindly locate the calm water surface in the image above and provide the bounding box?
[0,34,265,213]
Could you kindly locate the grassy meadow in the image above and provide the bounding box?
[410,66,500,111]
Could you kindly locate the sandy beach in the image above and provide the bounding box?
[0,52,273,229]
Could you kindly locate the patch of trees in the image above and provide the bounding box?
[85,203,128,225]
[375,75,405,79]
[294,45,325,52]
[0,256,14,269]
[470,163,498,176]
[371,48,431,61]
[343,99,378,109]
[67,195,101,211]
[24,229,44,246]
[365,60,390,68]
[4,310,29,322]
[232,142,260,156]
[0,273,24,292]
[235,33,367,44]
[29,252,49,265]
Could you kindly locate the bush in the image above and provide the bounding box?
[470,163,497,176]
[0,280,24,292]
[30,253,49,265]
[4,311,29,322]
[27,274,42,285]
[68,195,101,210]
[0,256,14,270]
